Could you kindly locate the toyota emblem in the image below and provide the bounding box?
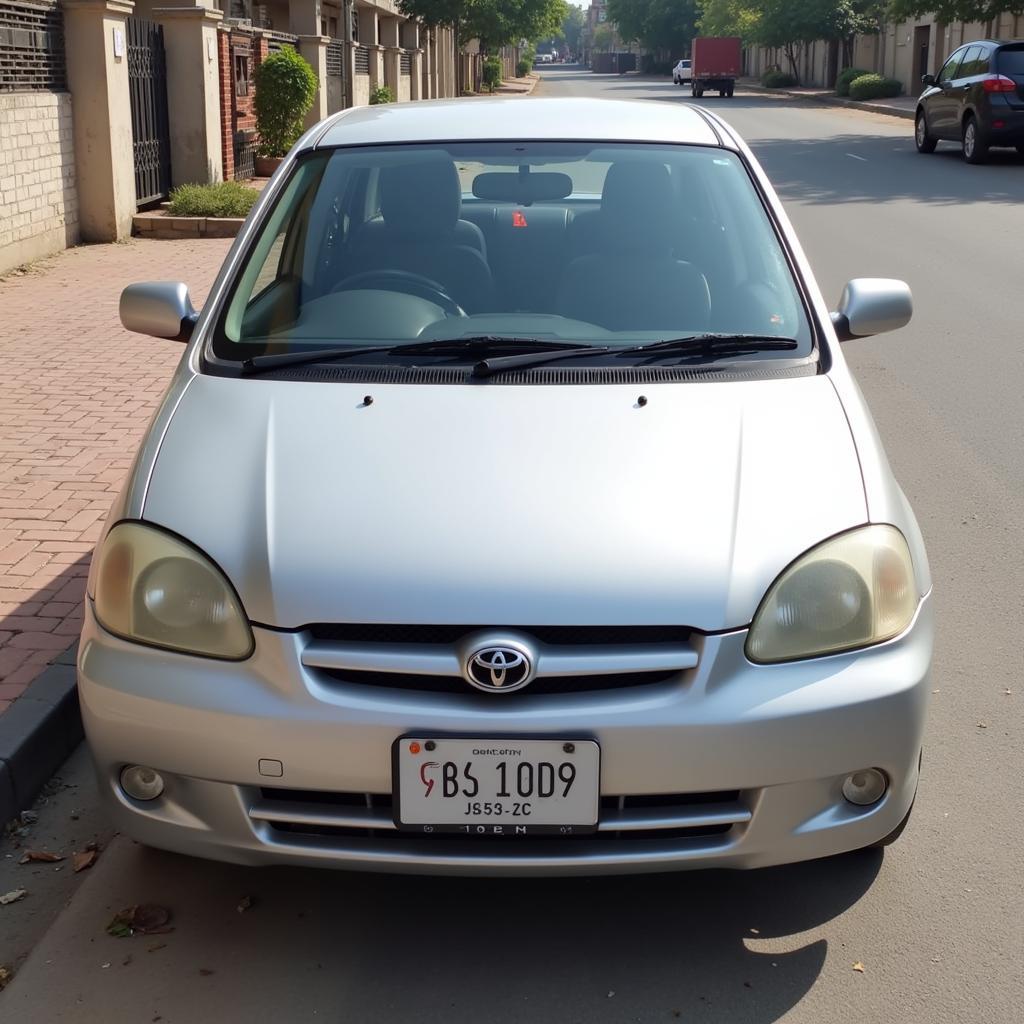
[465,644,533,693]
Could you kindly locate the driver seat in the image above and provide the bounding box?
[343,159,494,313]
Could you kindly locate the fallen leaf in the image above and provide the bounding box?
[0,889,27,906]
[19,850,64,864]
[147,943,167,954]
[73,849,98,873]
[0,966,13,991]
[199,968,215,976]
[236,895,253,913]
[106,904,172,937]
[101,962,111,969]
[852,961,865,973]
[930,956,941,963]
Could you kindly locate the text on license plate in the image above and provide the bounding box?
[394,737,601,835]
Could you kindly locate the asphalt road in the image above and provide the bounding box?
[2,70,1022,1023]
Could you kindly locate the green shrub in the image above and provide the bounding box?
[369,85,395,104]
[482,56,502,92]
[167,181,259,219]
[848,73,902,101]
[762,69,797,88]
[517,57,532,77]
[253,47,317,157]
[835,67,869,96]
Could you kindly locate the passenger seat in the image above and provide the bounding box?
[556,162,711,332]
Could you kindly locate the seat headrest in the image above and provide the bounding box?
[600,162,675,248]
[381,159,462,236]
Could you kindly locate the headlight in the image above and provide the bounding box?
[746,525,918,664]
[93,522,254,660]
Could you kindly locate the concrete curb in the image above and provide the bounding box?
[741,81,915,120]
[0,644,82,826]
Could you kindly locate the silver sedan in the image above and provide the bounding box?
[81,97,931,875]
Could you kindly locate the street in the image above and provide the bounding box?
[2,69,1022,1022]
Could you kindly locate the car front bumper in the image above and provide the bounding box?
[79,595,932,876]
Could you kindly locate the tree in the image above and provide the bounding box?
[606,0,701,59]
[465,0,569,54]
[560,5,585,54]
[592,23,616,51]
[399,0,568,58]
[253,47,317,157]
[698,0,762,43]
[888,0,1024,24]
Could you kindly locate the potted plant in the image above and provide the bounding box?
[253,47,317,176]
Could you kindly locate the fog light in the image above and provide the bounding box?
[120,765,165,801]
[842,768,887,806]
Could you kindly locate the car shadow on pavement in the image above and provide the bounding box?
[122,843,882,1021]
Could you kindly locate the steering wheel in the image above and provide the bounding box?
[331,270,467,317]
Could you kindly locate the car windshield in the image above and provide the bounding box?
[212,142,813,368]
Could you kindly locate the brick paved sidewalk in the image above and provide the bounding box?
[0,237,231,716]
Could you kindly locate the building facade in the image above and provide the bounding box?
[746,12,1024,96]
[0,0,497,275]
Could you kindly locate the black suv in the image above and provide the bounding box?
[915,40,1024,163]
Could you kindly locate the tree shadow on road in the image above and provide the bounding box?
[129,845,882,1022]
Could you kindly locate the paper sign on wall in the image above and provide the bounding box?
[113,28,125,58]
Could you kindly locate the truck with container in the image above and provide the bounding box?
[690,36,742,97]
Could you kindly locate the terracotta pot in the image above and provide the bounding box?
[254,155,284,177]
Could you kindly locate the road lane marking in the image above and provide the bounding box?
[846,153,869,162]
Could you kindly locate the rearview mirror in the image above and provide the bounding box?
[921,73,936,86]
[472,171,573,204]
[831,278,912,341]
[120,282,197,342]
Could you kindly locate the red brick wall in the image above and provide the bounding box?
[218,30,234,180]
[217,30,271,181]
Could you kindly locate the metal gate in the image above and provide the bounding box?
[127,18,171,206]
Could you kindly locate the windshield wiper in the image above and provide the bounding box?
[238,336,586,376]
[625,334,800,357]
[472,346,610,378]
[470,333,798,378]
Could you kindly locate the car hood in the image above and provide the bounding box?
[143,374,866,632]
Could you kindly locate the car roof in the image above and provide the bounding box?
[313,97,722,150]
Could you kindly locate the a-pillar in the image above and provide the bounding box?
[62,0,136,241]
[296,35,329,127]
[155,6,224,187]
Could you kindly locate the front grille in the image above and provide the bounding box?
[317,667,680,695]
[306,624,694,646]
[251,788,748,845]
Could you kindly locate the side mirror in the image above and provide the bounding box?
[119,282,197,342]
[831,278,913,341]
[921,73,936,86]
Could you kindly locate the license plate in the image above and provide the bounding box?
[393,737,600,835]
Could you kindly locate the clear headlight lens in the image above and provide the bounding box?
[746,525,918,664]
[93,522,253,660]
